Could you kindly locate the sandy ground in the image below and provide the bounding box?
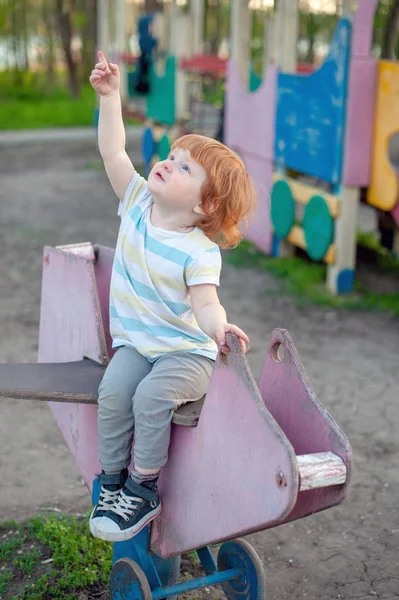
[0,132,398,600]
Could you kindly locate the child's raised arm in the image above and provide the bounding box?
[90,50,135,202]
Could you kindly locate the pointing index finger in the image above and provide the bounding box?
[97,50,109,68]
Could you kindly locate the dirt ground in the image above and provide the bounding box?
[0,132,398,600]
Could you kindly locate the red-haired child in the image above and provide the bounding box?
[88,51,257,542]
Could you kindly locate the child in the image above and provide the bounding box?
[89,51,256,542]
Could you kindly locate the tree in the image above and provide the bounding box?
[298,1,337,65]
[41,0,57,85]
[381,0,399,58]
[55,0,79,97]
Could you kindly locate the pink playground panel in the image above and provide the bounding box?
[225,62,277,254]
[258,329,352,525]
[38,248,106,489]
[343,0,378,187]
[37,246,352,559]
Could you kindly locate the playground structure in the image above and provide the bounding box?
[226,0,399,294]
[97,0,292,171]
[0,242,353,598]
[97,0,399,294]
[97,0,215,172]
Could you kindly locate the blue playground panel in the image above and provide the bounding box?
[275,19,351,186]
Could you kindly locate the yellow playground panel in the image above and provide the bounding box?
[368,61,399,211]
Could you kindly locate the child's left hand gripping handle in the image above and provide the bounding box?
[215,323,249,355]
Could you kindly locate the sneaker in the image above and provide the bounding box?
[89,469,128,538]
[91,475,162,542]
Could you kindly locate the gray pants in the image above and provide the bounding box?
[98,346,214,471]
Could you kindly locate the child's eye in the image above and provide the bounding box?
[182,164,190,173]
[169,155,175,161]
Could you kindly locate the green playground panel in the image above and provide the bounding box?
[303,195,334,261]
[271,180,296,239]
[128,55,176,127]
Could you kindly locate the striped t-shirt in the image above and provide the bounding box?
[109,173,222,361]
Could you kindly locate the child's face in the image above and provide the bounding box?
[147,148,207,214]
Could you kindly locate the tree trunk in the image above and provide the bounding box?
[55,0,80,97]
[11,2,23,86]
[382,0,399,59]
[79,0,97,84]
[145,0,159,13]
[20,0,30,72]
[42,0,56,85]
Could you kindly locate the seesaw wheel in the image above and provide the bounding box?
[110,558,152,600]
[217,538,266,600]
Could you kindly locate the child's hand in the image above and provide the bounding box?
[89,50,120,96]
[214,323,249,355]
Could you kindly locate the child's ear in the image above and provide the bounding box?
[194,201,218,215]
[193,203,205,215]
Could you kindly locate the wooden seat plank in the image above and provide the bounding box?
[0,360,102,403]
[0,360,204,426]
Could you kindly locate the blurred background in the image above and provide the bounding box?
[1,3,399,600]
[1,0,399,130]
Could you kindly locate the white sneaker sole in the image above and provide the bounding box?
[89,503,162,542]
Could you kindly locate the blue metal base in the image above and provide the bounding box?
[110,545,242,600]
[93,479,264,599]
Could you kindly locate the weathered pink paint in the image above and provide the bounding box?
[38,247,107,490]
[244,156,273,254]
[93,245,115,360]
[225,62,276,162]
[225,61,277,253]
[38,246,352,558]
[151,335,298,557]
[350,0,378,58]
[343,0,378,187]
[258,329,353,525]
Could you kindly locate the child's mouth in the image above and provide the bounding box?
[156,172,164,182]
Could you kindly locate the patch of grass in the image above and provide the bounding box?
[0,70,141,130]
[0,514,227,599]
[357,230,399,272]
[13,548,42,576]
[0,533,26,561]
[0,570,13,594]
[227,240,399,317]
[0,83,97,130]
[26,514,112,588]
[0,513,112,598]
[186,550,201,566]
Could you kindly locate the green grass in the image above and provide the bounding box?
[0,570,13,595]
[13,549,41,576]
[0,514,112,598]
[0,70,140,130]
[0,533,25,561]
[0,74,97,130]
[226,239,399,317]
[0,514,218,599]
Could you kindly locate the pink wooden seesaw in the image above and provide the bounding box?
[0,243,353,600]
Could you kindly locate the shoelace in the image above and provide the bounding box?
[97,487,120,510]
[111,489,143,521]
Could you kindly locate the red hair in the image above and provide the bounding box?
[171,134,256,249]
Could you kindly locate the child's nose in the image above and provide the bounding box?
[163,162,172,172]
